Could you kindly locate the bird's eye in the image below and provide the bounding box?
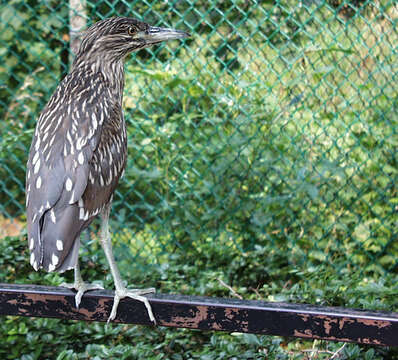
[127,26,137,36]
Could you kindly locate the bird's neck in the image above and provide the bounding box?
[73,58,125,104]
[98,60,125,104]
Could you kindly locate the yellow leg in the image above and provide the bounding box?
[100,204,156,324]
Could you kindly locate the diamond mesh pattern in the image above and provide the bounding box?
[0,1,396,275]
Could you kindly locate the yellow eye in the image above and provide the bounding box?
[128,26,137,36]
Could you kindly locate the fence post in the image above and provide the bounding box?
[69,0,87,59]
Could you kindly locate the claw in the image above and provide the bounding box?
[61,282,104,309]
[107,287,156,324]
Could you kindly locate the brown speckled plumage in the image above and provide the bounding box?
[25,17,189,321]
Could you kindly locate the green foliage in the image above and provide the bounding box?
[1,235,398,359]
[0,0,397,358]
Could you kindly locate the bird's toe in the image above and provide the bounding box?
[75,290,83,309]
[124,290,156,324]
[61,281,103,309]
[107,287,156,324]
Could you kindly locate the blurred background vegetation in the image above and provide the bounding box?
[0,0,397,358]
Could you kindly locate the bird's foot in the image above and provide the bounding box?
[108,287,156,324]
[61,281,104,308]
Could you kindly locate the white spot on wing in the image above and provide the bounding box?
[69,190,76,204]
[56,240,63,251]
[67,131,75,155]
[49,135,56,146]
[42,142,49,154]
[32,151,39,165]
[33,159,40,174]
[52,253,59,266]
[65,177,73,191]
[45,149,52,163]
[48,263,56,272]
[66,130,73,145]
[35,137,41,151]
[92,113,97,129]
[30,252,35,266]
[78,152,84,165]
[50,209,56,223]
[42,131,49,143]
[76,137,87,150]
[36,176,42,189]
[29,238,34,250]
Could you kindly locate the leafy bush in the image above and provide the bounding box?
[1,235,398,359]
[0,1,397,358]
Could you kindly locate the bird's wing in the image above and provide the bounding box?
[26,69,110,272]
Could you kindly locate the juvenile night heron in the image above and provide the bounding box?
[26,17,189,323]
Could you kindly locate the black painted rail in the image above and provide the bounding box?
[0,283,397,346]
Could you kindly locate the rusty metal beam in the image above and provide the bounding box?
[0,283,397,346]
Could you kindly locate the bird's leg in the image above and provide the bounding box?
[100,205,156,324]
[61,260,104,308]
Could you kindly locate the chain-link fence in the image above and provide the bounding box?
[0,1,397,281]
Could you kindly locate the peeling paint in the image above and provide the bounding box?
[361,338,382,345]
[299,314,310,322]
[0,284,397,346]
[160,305,209,329]
[339,317,355,330]
[294,330,352,344]
[317,316,338,335]
[357,318,391,329]
[225,308,239,320]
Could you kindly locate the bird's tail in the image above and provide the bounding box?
[28,204,87,273]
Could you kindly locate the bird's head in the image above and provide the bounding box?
[74,17,190,65]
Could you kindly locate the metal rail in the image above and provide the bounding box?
[0,283,397,346]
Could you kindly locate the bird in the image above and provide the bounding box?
[25,16,190,323]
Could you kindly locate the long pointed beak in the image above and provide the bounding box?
[139,26,190,45]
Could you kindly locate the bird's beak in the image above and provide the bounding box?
[138,26,190,45]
